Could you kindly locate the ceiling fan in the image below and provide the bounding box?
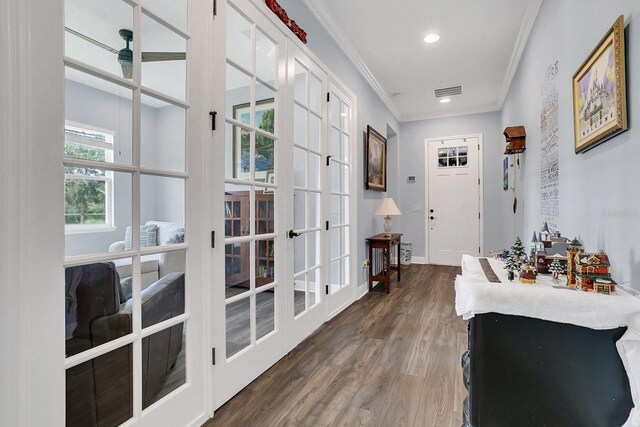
[65,27,186,79]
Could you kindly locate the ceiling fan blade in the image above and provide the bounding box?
[65,27,119,54]
[141,52,186,62]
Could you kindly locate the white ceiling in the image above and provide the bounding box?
[304,0,542,122]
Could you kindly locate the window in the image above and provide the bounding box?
[64,123,115,232]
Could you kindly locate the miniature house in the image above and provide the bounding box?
[575,251,616,294]
[532,224,569,274]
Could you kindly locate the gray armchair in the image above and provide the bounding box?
[65,262,185,426]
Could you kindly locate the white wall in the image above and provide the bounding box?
[501,0,640,291]
[398,111,511,259]
[274,0,401,287]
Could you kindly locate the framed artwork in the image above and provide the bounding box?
[365,125,387,191]
[572,15,627,153]
[232,98,275,178]
[503,157,509,191]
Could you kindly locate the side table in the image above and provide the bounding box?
[366,233,402,293]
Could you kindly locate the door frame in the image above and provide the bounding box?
[424,133,484,264]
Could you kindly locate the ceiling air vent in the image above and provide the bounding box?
[434,85,463,99]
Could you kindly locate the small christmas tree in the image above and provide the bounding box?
[504,254,520,281]
[511,236,526,261]
[549,257,564,283]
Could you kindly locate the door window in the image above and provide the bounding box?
[224,4,280,358]
[329,91,352,294]
[292,60,324,315]
[63,0,190,423]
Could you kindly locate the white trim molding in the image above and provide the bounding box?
[302,0,401,121]
[411,256,427,265]
[497,0,543,106]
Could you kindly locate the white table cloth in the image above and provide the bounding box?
[455,255,640,426]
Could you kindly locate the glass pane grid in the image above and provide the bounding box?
[225,16,279,359]
[65,0,191,422]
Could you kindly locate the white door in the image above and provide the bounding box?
[286,43,329,350]
[212,0,287,409]
[427,136,481,266]
[327,80,356,316]
[62,0,204,425]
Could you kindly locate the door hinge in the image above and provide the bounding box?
[478,144,480,150]
[326,220,329,230]
[209,111,217,131]
[478,178,480,185]
[212,347,216,365]
[211,230,215,248]
[213,0,217,17]
[325,285,329,295]
[327,92,330,102]
[478,246,481,254]
[478,212,481,219]
[326,155,332,166]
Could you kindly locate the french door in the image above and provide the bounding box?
[285,43,329,350]
[327,81,355,316]
[211,0,357,410]
[61,0,207,425]
[212,0,287,409]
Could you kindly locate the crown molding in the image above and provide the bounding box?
[497,0,542,107]
[303,0,402,122]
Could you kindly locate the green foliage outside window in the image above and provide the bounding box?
[64,140,109,225]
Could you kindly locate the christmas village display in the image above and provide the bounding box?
[498,222,617,295]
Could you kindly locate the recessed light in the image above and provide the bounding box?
[424,33,440,43]
[439,98,451,103]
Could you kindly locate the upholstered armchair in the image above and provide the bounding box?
[65,262,185,426]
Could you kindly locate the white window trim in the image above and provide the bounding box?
[64,121,116,234]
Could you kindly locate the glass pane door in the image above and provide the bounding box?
[63,0,190,424]
[285,43,329,351]
[214,0,286,409]
[327,82,354,315]
[291,58,324,318]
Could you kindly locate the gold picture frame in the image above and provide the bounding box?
[572,15,627,153]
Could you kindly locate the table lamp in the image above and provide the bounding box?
[375,197,401,237]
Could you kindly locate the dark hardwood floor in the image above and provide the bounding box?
[204,264,466,427]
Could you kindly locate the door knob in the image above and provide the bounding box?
[288,230,301,239]
[430,209,434,213]
[430,216,435,220]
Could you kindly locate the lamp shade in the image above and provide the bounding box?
[375,198,401,216]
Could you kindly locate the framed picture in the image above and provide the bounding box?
[572,15,627,153]
[232,98,275,178]
[503,157,509,191]
[365,125,387,191]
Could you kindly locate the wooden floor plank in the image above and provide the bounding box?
[204,264,466,427]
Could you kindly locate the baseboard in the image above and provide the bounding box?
[356,282,368,300]
[411,256,427,264]
[188,412,210,427]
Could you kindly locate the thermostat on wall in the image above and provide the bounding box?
[408,176,416,182]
